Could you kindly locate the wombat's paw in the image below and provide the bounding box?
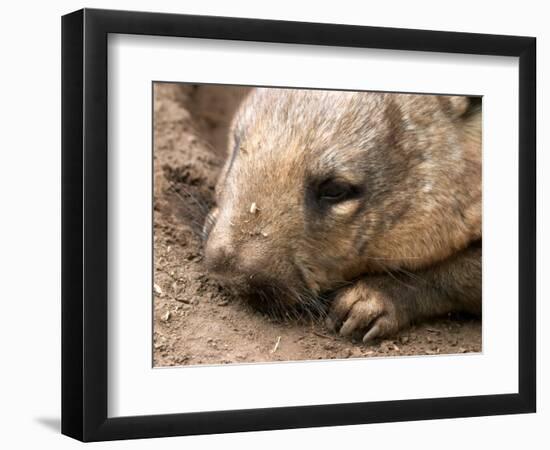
[326,280,402,343]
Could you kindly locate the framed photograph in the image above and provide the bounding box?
[61,8,536,442]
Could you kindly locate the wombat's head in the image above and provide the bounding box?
[203,88,481,313]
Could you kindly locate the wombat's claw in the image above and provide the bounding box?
[362,322,392,343]
[326,280,401,343]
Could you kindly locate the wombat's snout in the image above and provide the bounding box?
[204,228,305,310]
[204,219,296,299]
[204,237,237,276]
[204,228,259,282]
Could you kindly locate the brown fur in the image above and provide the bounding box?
[203,88,481,341]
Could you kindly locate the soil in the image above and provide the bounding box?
[153,83,481,367]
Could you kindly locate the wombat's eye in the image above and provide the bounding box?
[317,179,358,203]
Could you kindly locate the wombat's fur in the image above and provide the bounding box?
[204,88,481,342]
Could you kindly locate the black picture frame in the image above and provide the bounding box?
[61,8,536,442]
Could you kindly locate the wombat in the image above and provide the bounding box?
[203,88,481,343]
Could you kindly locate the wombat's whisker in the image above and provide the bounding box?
[393,267,429,285]
[178,186,211,215]
[377,263,417,291]
[167,182,211,216]
[259,282,324,325]
[165,197,203,226]
[364,254,429,286]
[164,181,217,241]
[288,284,328,324]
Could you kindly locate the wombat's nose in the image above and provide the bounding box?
[204,239,237,275]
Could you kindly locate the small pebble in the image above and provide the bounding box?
[154,283,163,296]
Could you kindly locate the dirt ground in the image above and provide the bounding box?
[152,83,481,367]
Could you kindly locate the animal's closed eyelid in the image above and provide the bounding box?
[304,176,364,218]
[330,199,362,216]
[317,179,355,200]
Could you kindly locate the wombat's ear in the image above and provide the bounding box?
[439,96,481,120]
